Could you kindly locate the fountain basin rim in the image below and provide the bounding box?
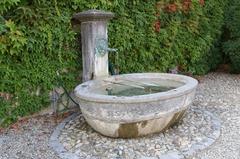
[74,73,198,104]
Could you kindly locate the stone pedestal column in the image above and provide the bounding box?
[73,10,114,82]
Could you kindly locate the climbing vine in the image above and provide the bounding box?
[0,0,228,126]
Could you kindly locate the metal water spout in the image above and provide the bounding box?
[73,10,115,82]
[95,38,117,57]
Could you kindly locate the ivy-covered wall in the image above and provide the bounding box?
[223,0,240,73]
[0,0,80,126]
[0,0,228,126]
[108,0,227,74]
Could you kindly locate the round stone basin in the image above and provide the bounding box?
[74,73,198,138]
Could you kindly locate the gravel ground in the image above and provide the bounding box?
[0,72,240,159]
[0,115,61,159]
[192,73,240,159]
[56,108,220,159]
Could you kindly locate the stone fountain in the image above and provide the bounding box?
[73,10,198,138]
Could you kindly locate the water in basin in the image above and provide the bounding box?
[92,78,184,97]
[106,85,176,96]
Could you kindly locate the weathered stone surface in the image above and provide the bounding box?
[73,10,114,82]
[74,73,198,137]
[73,10,114,22]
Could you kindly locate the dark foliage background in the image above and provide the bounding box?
[223,0,240,73]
